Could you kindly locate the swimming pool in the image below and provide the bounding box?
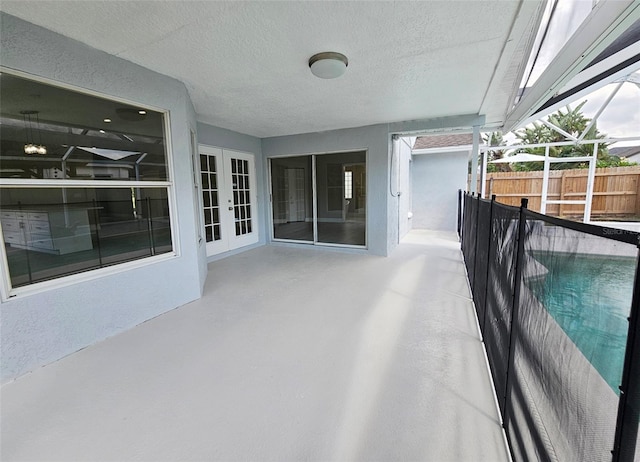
[530,252,636,394]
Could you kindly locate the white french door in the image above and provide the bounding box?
[199,145,258,256]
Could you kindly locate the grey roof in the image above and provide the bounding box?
[413,133,474,150]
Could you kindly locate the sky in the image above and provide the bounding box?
[505,77,640,148]
[581,80,640,145]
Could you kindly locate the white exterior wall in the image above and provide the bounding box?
[397,137,413,240]
[0,13,206,383]
[411,150,469,231]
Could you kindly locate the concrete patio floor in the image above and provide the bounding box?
[1,230,509,462]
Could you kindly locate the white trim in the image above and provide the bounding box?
[557,43,640,97]
[0,180,171,187]
[583,143,599,221]
[540,145,551,214]
[493,137,640,152]
[540,119,578,142]
[272,238,313,245]
[545,200,587,205]
[412,145,473,155]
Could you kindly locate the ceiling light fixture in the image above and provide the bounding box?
[20,110,47,155]
[309,52,348,79]
[116,108,147,121]
[104,118,112,123]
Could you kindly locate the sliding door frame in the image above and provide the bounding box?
[267,149,368,249]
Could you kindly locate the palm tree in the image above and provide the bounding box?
[512,101,610,171]
[483,132,510,172]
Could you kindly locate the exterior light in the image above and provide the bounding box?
[309,52,348,79]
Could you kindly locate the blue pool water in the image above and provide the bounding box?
[531,253,635,394]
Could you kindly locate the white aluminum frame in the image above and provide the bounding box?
[0,69,178,300]
[482,72,640,222]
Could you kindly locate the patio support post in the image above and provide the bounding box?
[584,142,598,222]
[503,198,528,437]
[469,125,481,194]
[540,145,550,214]
[480,147,488,199]
[612,241,640,462]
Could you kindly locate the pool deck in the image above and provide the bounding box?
[1,230,509,461]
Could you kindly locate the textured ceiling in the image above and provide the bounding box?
[0,1,543,138]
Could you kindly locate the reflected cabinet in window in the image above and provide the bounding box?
[1,187,172,288]
[270,151,366,247]
[0,72,173,290]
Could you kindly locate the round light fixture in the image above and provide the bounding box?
[309,52,348,79]
[116,108,147,121]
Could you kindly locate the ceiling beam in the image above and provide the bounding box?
[388,114,486,136]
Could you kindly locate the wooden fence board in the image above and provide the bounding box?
[482,166,640,219]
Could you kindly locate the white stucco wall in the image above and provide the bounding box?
[397,137,413,240]
[411,150,469,232]
[261,125,392,256]
[0,13,206,383]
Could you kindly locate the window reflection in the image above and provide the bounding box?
[1,187,172,288]
[0,72,173,289]
[0,74,167,181]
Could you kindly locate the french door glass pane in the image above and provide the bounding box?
[200,154,221,242]
[315,152,366,246]
[232,158,252,236]
[271,156,313,241]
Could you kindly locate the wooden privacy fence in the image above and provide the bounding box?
[481,166,640,219]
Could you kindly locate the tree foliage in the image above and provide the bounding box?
[509,101,634,171]
[483,132,509,173]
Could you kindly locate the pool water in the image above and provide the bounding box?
[530,253,635,394]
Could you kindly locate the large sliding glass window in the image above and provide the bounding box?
[0,72,173,290]
[315,152,366,246]
[270,152,366,247]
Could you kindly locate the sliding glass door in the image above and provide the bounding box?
[271,156,314,242]
[270,151,366,247]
